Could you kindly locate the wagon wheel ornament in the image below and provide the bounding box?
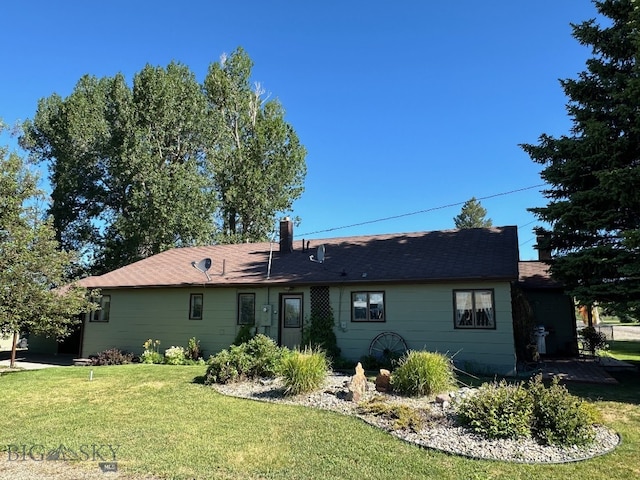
[369,332,408,364]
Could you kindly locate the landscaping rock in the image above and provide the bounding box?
[375,369,391,392]
[346,362,368,402]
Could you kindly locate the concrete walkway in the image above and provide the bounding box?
[0,351,76,371]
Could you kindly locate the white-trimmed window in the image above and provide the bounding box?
[189,294,203,320]
[351,292,385,322]
[238,293,256,325]
[454,290,495,329]
[91,295,111,322]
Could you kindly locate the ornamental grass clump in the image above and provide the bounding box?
[280,347,329,396]
[390,351,456,397]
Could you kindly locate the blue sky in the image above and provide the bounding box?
[1,1,601,260]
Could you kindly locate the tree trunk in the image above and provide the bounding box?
[10,331,18,368]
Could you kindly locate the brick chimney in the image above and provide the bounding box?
[535,234,552,261]
[279,217,293,253]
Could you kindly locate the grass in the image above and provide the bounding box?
[606,340,640,362]
[1,364,640,479]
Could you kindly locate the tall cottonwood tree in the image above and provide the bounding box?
[453,197,493,229]
[0,128,94,367]
[521,0,640,317]
[22,50,306,273]
[204,48,307,243]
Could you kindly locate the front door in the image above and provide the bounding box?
[280,294,303,349]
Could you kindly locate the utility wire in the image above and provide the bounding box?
[299,184,546,237]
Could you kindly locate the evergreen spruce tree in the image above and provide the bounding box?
[454,197,493,229]
[521,0,640,318]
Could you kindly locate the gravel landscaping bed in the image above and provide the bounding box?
[212,373,620,464]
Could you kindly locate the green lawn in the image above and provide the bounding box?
[1,364,640,480]
[607,340,640,362]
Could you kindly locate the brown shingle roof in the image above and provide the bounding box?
[78,226,520,289]
[518,260,563,289]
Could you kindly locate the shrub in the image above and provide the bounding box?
[185,337,202,361]
[280,347,329,396]
[456,376,602,446]
[390,351,456,397]
[233,324,255,345]
[579,326,608,354]
[92,348,134,366]
[528,375,599,446]
[243,334,289,378]
[164,346,186,365]
[204,346,250,384]
[457,380,534,440]
[204,334,288,385]
[301,309,341,360]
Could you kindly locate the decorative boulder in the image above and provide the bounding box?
[346,362,368,402]
[375,369,391,393]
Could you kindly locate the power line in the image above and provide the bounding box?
[299,184,546,237]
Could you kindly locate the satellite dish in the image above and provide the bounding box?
[310,245,325,264]
[191,258,212,280]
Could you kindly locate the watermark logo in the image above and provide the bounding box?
[5,444,119,471]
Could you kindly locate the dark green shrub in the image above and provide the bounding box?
[233,324,255,345]
[204,334,288,385]
[280,348,329,396]
[244,334,289,378]
[528,375,599,446]
[92,348,134,366]
[301,308,341,360]
[390,351,456,397]
[185,337,202,361]
[579,326,608,354]
[204,345,251,384]
[457,380,534,440]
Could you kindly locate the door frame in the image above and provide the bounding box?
[278,293,303,349]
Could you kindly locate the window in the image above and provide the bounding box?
[90,295,111,322]
[454,290,495,329]
[351,292,385,322]
[189,294,203,320]
[282,295,302,327]
[238,293,255,325]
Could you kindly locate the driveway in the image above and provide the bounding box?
[0,350,76,371]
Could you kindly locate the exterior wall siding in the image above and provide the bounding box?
[82,287,286,358]
[331,282,516,375]
[81,282,516,375]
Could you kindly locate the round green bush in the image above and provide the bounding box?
[204,334,289,385]
[390,351,456,397]
[457,380,534,440]
[528,375,599,446]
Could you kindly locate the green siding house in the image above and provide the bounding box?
[49,220,574,375]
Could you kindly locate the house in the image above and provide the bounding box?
[29,219,577,375]
[518,260,578,357]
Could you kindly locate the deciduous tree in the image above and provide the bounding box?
[0,127,94,367]
[204,48,307,243]
[521,0,640,318]
[22,49,307,272]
